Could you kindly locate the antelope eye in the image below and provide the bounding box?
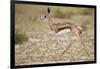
[43,15,47,19]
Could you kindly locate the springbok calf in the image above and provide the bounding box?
[42,8,82,41]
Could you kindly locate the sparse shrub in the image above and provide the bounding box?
[64,10,74,18]
[15,30,28,44]
[54,8,74,18]
[54,9,65,18]
[79,8,94,15]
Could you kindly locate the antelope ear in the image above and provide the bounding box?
[48,7,50,14]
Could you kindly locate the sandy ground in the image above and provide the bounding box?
[15,29,94,65]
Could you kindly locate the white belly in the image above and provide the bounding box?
[56,29,71,35]
[55,29,71,46]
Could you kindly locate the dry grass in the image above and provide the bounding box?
[15,4,95,65]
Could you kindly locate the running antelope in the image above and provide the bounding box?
[42,8,82,40]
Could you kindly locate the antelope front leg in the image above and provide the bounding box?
[53,34,72,56]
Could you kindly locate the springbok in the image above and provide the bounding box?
[42,8,82,41]
[41,8,83,56]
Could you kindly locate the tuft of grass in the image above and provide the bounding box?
[15,31,28,44]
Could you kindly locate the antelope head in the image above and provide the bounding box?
[42,7,51,20]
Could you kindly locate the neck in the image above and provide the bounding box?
[47,14,54,31]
